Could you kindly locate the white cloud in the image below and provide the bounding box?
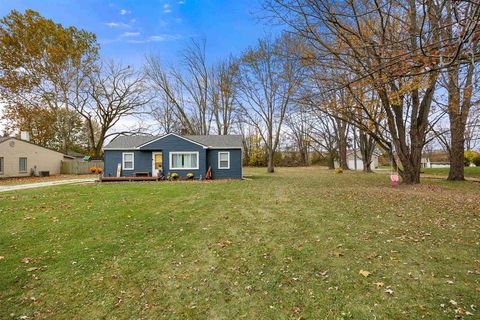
[121,32,140,37]
[149,34,183,42]
[178,0,185,4]
[163,4,172,13]
[104,22,130,28]
[119,9,130,15]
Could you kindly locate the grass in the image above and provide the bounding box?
[422,167,480,179]
[0,167,479,319]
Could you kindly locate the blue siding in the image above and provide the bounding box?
[207,149,243,179]
[104,135,242,179]
[103,150,151,177]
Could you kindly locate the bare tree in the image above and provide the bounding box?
[265,0,480,183]
[209,56,240,135]
[72,61,151,158]
[238,35,304,173]
[440,1,480,180]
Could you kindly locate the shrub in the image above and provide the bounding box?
[186,172,194,179]
[89,166,97,173]
[473,154,480,166]
[170,172,179,180]
[464,149,479,166]
[335,168,343,174]
[95,167,103,174]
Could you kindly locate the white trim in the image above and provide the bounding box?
[169,151,199,170]
[218,151,230,170]
[103,148,138,151]
[208,147,242,150]
[122,152,135,170]
[152,152,163,177]
[137,133,208,149]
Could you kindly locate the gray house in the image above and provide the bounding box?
[103,133,243,179]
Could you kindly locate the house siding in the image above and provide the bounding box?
[103,135,243,179]
[0,139,65,178]
[207,149,242,179]
[104,135,209,179]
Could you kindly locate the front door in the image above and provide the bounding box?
[152,152,163,177]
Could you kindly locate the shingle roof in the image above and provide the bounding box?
[185,135,243,148]
[103,134,242,149]
[104,135,155,149]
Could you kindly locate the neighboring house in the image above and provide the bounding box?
[103,133,243,179]
[334,150,380,171]
[0,136,74,178]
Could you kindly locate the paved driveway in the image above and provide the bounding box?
[0,178,97,193]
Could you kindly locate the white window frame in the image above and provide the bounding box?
[169,151,199,170]
[122,152,135,171]
[218,151,230,170]
[19,157,27,173]
[0,157,3,175]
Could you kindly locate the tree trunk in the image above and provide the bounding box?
[359,132,375,173]
[267,149,274,173]
[338,138,348,170]
[448,115,466,180]
[336,118,349,170]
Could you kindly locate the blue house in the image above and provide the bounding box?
[103,133,243,179]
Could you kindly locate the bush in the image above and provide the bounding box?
[335,168,343,174]
[170,172,179,180]
[473,154,480,166]
[464,149,479,166]
[186,172,194,180]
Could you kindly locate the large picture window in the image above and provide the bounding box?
[122,152,134,170]
[170,152,199,170]
[218,152,230,169]
[19,157,27,172]
[0,157,4,174]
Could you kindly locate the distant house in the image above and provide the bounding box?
[103,133,243,179]
[334,150,380,171]
[0,136,73,178]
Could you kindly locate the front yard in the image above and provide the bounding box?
[0,167,478,319]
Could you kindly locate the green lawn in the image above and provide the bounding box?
[422,166,480,179]
[0,167,479,319]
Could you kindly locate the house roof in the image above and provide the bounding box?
[0,136,73,158]
[104,133,243,150]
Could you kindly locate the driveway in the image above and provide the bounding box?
[0,178,97,193]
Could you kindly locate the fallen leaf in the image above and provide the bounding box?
[374,282,384,288]
[21,257,32,264]
[26,267,38,272]
[292,306,301,313]
[359,270,371,277]
[0,256,4,261]
[385,288,394,295]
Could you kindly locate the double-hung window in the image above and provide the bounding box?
[122,152,134,170]
[0,157,4,175]
[170,152,199,170]
[19,157,27,173]
[218,151,230,169]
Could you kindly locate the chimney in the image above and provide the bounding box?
[20,131,30,141]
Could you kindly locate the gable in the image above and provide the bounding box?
[139,133,207,150]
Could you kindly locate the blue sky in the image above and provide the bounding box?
[0,0,277,66]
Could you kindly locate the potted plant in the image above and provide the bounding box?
[186,172,194,180]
